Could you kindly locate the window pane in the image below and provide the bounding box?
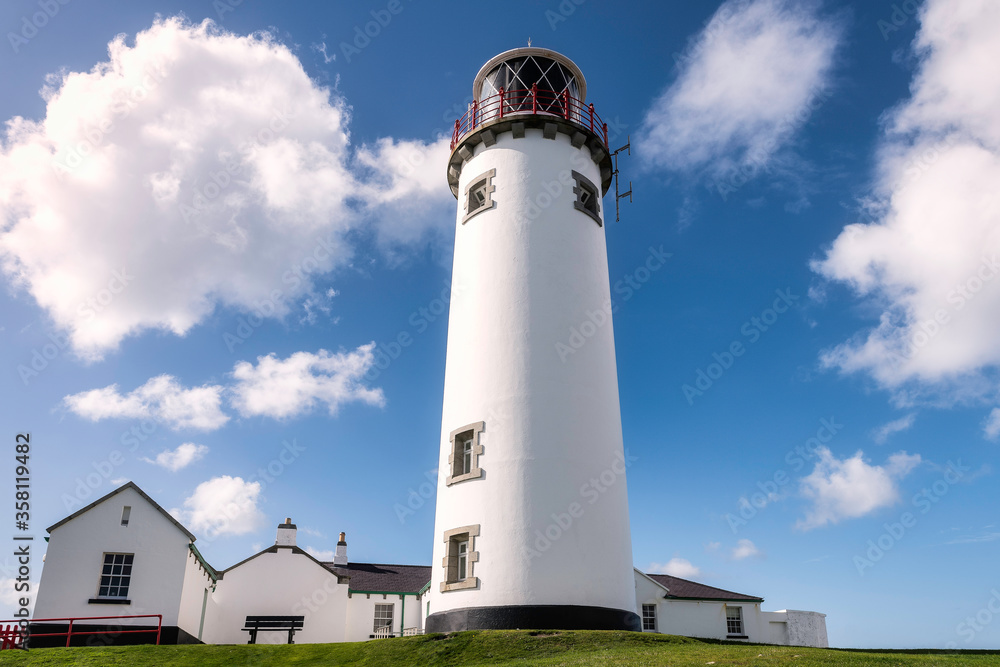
[124,554,133,564]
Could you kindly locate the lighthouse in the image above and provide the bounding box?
[427,47,640,632]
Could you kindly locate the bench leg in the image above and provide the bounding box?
[287,628,294,644]
[248,629,257,645]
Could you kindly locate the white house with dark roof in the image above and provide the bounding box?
[30,481,826,647]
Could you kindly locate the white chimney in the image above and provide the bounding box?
[276,517,296,547]
[333,531,348,565]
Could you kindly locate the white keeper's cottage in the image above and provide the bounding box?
[32,482,827,647]
[30,47,829,649]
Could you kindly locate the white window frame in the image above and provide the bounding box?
[726,605,744,637]
[642,603,657,632]
[446,421,485,486]
[440,524,480,593]
[373,603,394,634]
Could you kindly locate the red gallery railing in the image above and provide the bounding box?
[451,84,608,151]
[0,614,162,649]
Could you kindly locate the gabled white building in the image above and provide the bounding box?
[31,481,827,647]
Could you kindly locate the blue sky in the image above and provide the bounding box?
[1,0,998,650]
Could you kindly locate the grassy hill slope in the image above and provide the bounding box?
[1,629,998,666]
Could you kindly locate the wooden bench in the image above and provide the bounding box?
[241,616,304,644]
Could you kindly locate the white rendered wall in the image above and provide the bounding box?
[176,550,213,640]
[344,592,425,642]
[431,129,636,617]
[34,487,191,631]
[204,549,348,645]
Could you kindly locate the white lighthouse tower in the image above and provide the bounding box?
[427,48,640,632]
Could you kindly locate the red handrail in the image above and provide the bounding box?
[0,614,162,649]
[451,88,608,151]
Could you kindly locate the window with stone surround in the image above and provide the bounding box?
[463,169,496,224]
[571,170,601,226]
[446,421,484,486]
[440,524,479,592]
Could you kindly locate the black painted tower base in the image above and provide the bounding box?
[425,605,642,633]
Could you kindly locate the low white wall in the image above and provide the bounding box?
[785,610,828,648]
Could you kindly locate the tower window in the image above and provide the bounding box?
[446,421,485,486]
[571,170,602,226]
[642,604,657,631]
[462,169,496,224]
[440,524,480,592]
[726,606,745,637]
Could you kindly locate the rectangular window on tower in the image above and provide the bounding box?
[446,421,485,486]
[120,506,131,527]
[726,606,745,637]
[462,169,496,224]
[571,170,602,226]
[642,604,657,631]
[440,524,479,592]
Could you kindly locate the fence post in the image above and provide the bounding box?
[499,88,505,119]
[532,83,538,114]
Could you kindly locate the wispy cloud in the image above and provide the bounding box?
[871,413,917,444]
[731,538,762,560]
[813,0,1000,402]
[638,0,841,178]
[648,558,702,578]
[64,375,227,431]
[796,447,922,530]
[142,442,208,471]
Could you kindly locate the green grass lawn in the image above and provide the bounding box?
[1,630,998,666]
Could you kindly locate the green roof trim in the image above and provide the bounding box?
[189,542,218,583]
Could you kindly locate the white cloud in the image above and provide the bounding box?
[871,413,917,444]
[0,17,450,360]
[230,344,385,419]
[813,1,1000,400]
[796,447,922,530]
[648,558,702,579]
[173,475,265,538]
[305,547,335,560]
[984,409,1000,440]
[143,442,208,471]
[731,538,762,560]
[64,374,227,430]
[0,576,36,616]
[638,0,841,176]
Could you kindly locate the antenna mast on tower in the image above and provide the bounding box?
[611,136,632,222]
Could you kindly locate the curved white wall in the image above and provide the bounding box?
[430,128,636,618]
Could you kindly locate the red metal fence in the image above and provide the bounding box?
[451,85,608,151]
[0,614,162,649]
